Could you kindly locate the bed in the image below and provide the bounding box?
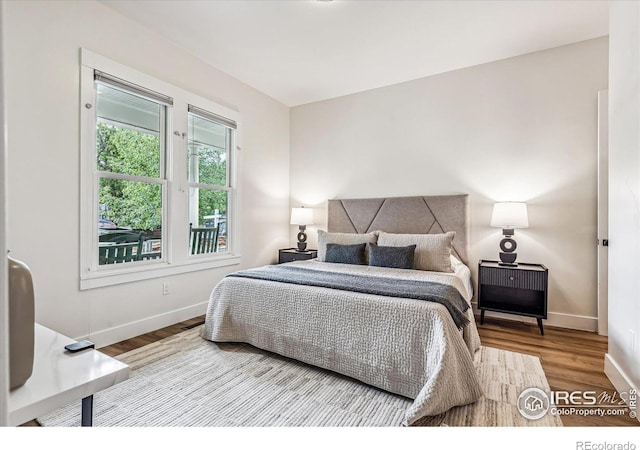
[202,195,483,425]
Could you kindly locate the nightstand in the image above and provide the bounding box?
[278,248,317,264]
[478,260,548,335]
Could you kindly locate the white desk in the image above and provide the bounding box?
[8,324,130,426]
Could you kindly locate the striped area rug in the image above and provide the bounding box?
[37,327,561,427]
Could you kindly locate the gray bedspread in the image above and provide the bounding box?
[202,260,483,425]
[227,264,470,329]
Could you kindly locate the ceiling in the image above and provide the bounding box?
[101,0,610,107]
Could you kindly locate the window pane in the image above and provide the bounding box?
[99,178,162,265]
[189,188,227,254]
[96,84,161,178]
[188,113,228,186]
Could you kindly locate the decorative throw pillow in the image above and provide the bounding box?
[325,243,367,265]
[377,231,456,273]
[317,230,378,262]
[368,243,416,269]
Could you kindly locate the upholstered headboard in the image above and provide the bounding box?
[327,194,470,266]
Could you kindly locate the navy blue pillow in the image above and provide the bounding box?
[369,243,416,269]
[325,243,366,265]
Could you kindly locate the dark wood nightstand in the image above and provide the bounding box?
[478,259,548,335]
[278,248,318,264]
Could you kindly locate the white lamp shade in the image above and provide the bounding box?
[490,202,529,228]
[290,207,314,225]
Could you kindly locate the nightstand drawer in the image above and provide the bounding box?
[278,248,317,264]
[480,267,546,291]
[280,253,306,263]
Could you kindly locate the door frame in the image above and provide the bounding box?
[597,89,608,337]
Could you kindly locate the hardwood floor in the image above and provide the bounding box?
[98,315,206,358]
[477,316,638,426]
[26,314,639,427]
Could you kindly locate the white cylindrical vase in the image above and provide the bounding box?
[8,256,35,390]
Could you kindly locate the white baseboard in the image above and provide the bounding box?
[604,353,640,423]
[545,311,598,332]
[89,302,209,348]
[472,302,598,332]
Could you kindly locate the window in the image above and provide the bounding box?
[80,49,241,289]
[187,106,235,256]
[95,77,168,266]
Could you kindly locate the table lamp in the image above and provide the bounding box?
[490,202,529,266]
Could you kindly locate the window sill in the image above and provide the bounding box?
[80,254,241,290]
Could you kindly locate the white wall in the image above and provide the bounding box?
[4,1,290,344]
[606,1,640,398]
[0,0,9,427]
[291,37,608,330]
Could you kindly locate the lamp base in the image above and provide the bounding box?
[297,225,307,252]
[499,251,518,265]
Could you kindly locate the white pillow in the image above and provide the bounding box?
[317,230,378,262]
[450,254,464,271]
[377,231,456,273]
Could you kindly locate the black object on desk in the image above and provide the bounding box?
[478,259,548,335]
[64,340,95,353]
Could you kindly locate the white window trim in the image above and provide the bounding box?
[79,49,241,290]
[186,107,235,260]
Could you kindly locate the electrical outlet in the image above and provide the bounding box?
[630,330,637,353]
[162,282,170,295]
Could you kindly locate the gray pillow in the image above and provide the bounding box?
[377,231,456,272]
[325,243,366,265]
[317,230,378,262]
[368,243,416,269]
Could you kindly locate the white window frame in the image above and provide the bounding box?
[94,81,170,270]
[80,49,241,290]
[186,106,236,259]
